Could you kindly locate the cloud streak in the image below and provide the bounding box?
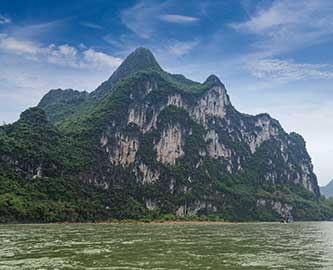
[159,14,199,24]
[247,59,333,82]
[121,1,200,38]
[231,0,333,56]
[165,40,198,56]
[0,36,39,54]
[0,14,11,24]
[80,22,104,29]
[121,1,163,38]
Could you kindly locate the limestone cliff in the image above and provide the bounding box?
[0,47,325,223]
[70,49,319,220]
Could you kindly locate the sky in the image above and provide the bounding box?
[0,0,332,185]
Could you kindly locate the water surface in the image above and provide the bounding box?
[0,222,332,269]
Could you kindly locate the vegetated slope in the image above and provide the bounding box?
[1,48,332,223]
[38,89,89,125]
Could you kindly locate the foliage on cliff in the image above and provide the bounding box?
[0,48,332,223]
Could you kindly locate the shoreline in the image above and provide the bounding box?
[1,220,330,225]
[3,220,253,225]
[53,220,244,225]
[150,220,239,225]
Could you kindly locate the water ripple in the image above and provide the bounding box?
[0,222,332,269]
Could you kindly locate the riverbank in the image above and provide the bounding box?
[48,220,240,225]
[150,220,238,225]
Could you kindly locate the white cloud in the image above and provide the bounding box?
[232,2,301,33]
[159,14,199,24]
[226,0,333,87]
[8,19,68,40]
[0,36,39,54]
[166,40,198,55]
[247,59,333,82]
[82,48,122,69]
[46,44,78,67]
[81,22,104,29]
[0,15,11,25]
[121,1,163,38]
[231,0,333,55]
[103,34,125,48]
[121,1,199,38]
[0,35,122,69]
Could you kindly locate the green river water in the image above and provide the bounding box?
[0,222,332,269]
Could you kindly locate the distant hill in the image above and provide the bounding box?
[320,180,333,198]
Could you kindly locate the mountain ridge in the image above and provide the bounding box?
[320,180,333,198]
[1,47,332,223]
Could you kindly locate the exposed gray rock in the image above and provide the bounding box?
[156,124,184,165]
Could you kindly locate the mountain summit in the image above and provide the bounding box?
[92,47,162,100]
[109,47,162,84]
[1,47,331,223]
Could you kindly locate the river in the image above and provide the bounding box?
[0,222,332,269]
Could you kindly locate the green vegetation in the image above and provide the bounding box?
[1,47,332,223]
[38,89,89,124]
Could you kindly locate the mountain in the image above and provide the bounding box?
[1,48,332,223]
[91,47,163,100]
[38,89,89,124]
[320,180,333,198]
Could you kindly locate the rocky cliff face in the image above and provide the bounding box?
[0,47,325,222]
[95,68,319,197]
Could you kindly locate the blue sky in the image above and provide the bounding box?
[0,0,332,185]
